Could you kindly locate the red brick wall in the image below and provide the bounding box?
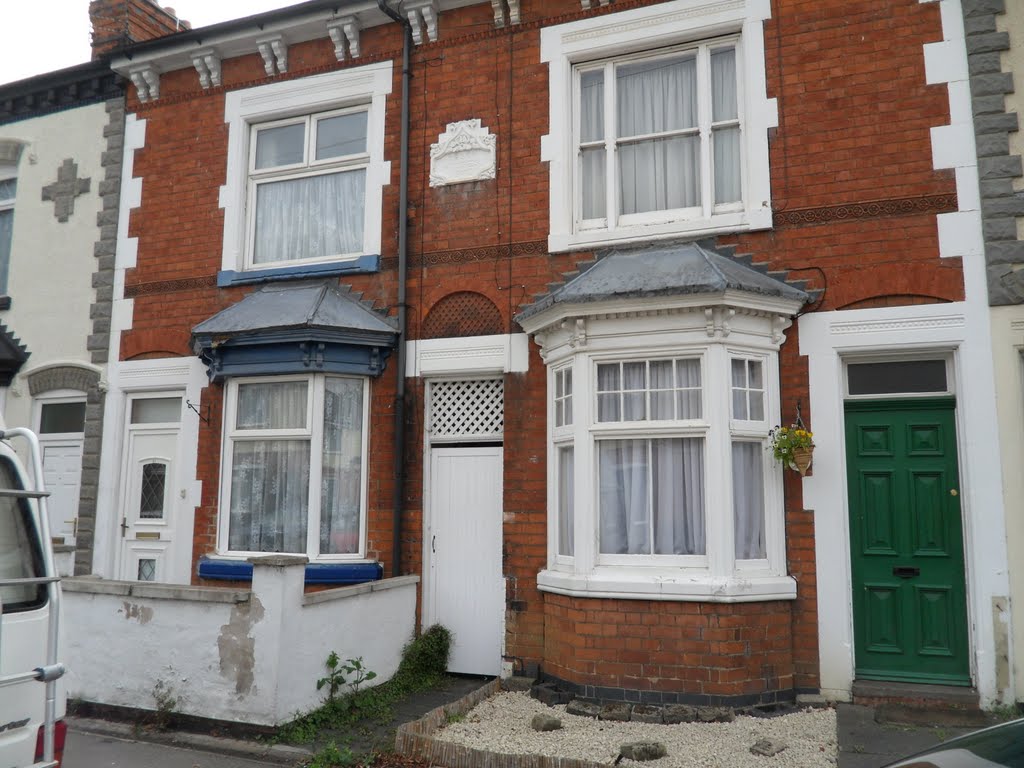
[89,0,190,58]
[119,0,958,695]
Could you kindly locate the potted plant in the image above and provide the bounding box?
[769,424,815,475]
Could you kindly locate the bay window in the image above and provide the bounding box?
[221,374,367,559]
[0,172,15,295]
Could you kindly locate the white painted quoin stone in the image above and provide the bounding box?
[429,120,497,188]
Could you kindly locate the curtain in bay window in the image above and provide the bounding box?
[599,438,704,555]
[229,439,309,553]
[732,441,766,559]
[711,48,741,204]
[253,169,365,264]
[616,55,699,214]
[320,378,364,555]
[557,446,574,556]
[0,209,13,294]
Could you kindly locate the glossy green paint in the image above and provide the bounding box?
[845,398,970,685]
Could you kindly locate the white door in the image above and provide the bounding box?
[40,441,83,545]
[117,395,183,582]
[36,398,87,546]
[426,446,504,675]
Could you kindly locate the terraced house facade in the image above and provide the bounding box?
[68,0,1015,713]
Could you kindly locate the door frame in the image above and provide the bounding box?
[844,394,971,686]
[799,301,1014,706]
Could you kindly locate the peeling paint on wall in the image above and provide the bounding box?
[121,601,153,624]
[217,597,263,695]
[993,596,1011,697]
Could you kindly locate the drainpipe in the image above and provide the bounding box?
[378,0,411,578]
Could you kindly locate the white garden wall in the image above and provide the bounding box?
[62,559,418,726]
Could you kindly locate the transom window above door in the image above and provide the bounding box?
[248,108,369,268]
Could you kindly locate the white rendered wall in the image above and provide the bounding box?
[63,568,419,725]
[0,103,107,435]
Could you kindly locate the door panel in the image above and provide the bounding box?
[119,429,179,581]
[845,398,970,685]
[40,441,83,545]
[426,446,504,676]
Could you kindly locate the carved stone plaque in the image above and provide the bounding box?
[429,119,496,187]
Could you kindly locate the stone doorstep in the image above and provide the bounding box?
[851,680,980,710]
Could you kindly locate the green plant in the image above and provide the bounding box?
[446,711,466,724]
[768,424,814,468]
[317,653,377,701]
[307,741,356,768]
[392,624,452,693]
[988,703,1022,722]
[151,679,178,730]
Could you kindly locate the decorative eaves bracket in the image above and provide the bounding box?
[489,0,521,27]
[327,16,361,61]
[405,0,439,45]
[581,0,612,7]
[256,35,288,76]
[191,48,222,89]
[129,64,160,103]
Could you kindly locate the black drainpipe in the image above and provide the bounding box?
[378,0,411,578]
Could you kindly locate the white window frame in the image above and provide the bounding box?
[220,62,392,275]
[534,308,793,603]
[541,0,776,253]
[217,373,371,561]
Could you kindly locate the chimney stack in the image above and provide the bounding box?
[89,0,192,59]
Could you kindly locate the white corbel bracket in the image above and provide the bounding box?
[327,16,361,61]
[564,317,587,349]
[581,0,612,7]
[256,35,288,76]
[489,0,521,27]
[129,64,160,103]
[405,0,439,45]
[191,49,222,89]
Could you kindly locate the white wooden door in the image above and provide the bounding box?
[117,395,183,582]
[40,441,83,545]
[427,446,504,675]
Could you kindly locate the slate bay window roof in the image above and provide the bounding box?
[0,321,28,387]
[191,281,396,381]
[517,242,810,325]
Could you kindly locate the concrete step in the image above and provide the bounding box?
[852,680,987,727]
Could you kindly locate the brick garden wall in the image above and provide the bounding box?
[118,0,959,698]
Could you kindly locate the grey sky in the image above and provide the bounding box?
[1,0,303,85]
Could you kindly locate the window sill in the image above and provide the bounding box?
[548,208,772,254]
[198,557,382,585]
[217,254,380,288]
[536,568,796,603]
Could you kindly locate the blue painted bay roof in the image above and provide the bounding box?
[516,242,809,323]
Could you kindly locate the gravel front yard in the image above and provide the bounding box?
[435,691,839,768]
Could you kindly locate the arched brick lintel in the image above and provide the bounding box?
[27,365,101,397]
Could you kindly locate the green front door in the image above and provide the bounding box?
[845,398,971,685]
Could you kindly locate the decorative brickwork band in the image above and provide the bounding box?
[774,194,957,226]
[27,365,101,396]
[383,240,548,271]
[125,275,218,298]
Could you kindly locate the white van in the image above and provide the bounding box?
[0,428,66,767]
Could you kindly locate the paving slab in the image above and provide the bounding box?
[836,703,979,768]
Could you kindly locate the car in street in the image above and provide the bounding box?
[885,717,1024,767]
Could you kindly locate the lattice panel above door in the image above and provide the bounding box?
[422,292,503,339]
[429,379,504,442]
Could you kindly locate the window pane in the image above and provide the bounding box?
[255,122,305,169]
[579,69,604,142]
[0,457,45,611]
[599,439,649,554]
[749,389,764,421]
[321,378,364,555]
[558,446,574,557]
[597,393,620,422]
[0,208,13,295]
[253,169,366,264]
[40,401,86,433]
[711,48,738,122]
[0,178,16,200]
[749,360,763,389]
[236,381,307,430]
[597,363,619,391]
[139,463,166,519]
[652,438,705,555]
[731,358,746,388]
[733,441,765,559]
[732,388,748,420]
[619,135,700,214]
[617,54,696,136]
[581,147,606,219]
[713,126,741,204]
[847,360,947,395]
[229,439,309,552]
[131,397,181,424]
[316,112,368,160]
[599,438,704,556]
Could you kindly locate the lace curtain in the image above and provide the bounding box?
[320,378,363,554]
[0,208,13,294]
[253,169,365,264]
[732,441,766,559]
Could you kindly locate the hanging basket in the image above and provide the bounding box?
[789,446,814,476]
